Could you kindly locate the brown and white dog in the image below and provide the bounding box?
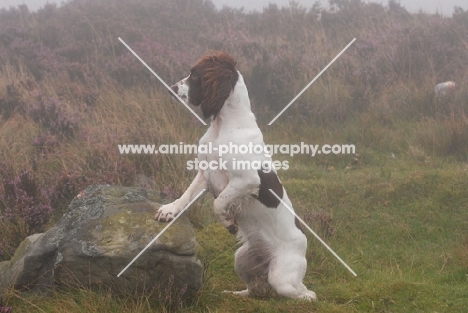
[155,51,316,300]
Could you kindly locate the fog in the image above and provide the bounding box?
[210,0,467,16]
[2,0,468,16]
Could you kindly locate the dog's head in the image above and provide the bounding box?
[170,51,239,119]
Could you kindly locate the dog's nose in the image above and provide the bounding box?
[169,84,178,96]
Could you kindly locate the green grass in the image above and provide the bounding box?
[3,155,468,312]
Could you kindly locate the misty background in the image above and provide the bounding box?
[1,0,468,16]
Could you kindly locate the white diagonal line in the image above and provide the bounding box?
[118,37,207,126]
[268,189,357,276]
[268,38,356,125]
[117,189,206,277]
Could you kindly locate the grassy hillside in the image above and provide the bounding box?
[1,0,468,312]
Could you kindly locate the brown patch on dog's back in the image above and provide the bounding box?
[255,170,283,208]
[256,170,305,233]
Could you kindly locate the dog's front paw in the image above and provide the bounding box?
[154,202,181,222]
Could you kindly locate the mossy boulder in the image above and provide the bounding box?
[0,185,202,298]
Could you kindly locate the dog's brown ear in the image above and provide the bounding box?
[199,52,239,118]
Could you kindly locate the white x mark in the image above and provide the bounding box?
[268,38,356,125]
[118,37,207,126]
[269,189,357,276]
[117,189,206,277]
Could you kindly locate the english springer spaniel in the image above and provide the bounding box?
[155,51,316,300]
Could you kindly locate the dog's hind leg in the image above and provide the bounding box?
[229,241,273,298]
[267,241,316,300]
[222,289,250,297]
[222,244,252,296]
